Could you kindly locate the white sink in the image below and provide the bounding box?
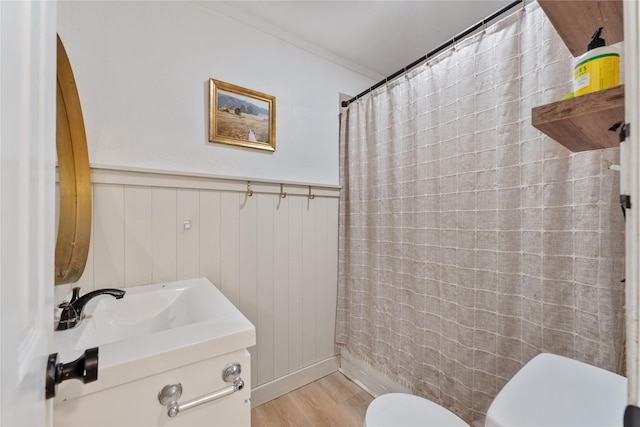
[53,278,255,401]
[72,280,225,349]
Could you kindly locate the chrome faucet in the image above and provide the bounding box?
[56,287,125,331]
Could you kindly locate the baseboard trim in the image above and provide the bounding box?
[250,356,339,408]
[338,348,411,398]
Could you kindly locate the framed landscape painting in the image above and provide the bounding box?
[209,79,276,151]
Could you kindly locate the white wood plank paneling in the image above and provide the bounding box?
[124,186,152,287]
[221,192,241,307]
[273,195,290,379]
[287,195,305,372]
[64,167,340,398]
[238,193,258,388]
[176,189,199,280]
[314,197,331,360]
[93,184,125,288]
[151,188,177,283]
[302,199,317,366]
[257,194,275,385]
[199,191,222,288]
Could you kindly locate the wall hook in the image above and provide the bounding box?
[247,181,253,197]
[280,183,287,198]
[308,186,315,200]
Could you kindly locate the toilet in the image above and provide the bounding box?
[365,353,627,427]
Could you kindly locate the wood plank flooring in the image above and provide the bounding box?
[251,372,373,427]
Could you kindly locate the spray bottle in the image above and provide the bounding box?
[573,27,619,97]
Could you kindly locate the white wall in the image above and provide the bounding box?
[56,1,373,186]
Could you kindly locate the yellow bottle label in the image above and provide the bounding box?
[574,53,619,97]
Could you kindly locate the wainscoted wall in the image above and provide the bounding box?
[55,166,341,405]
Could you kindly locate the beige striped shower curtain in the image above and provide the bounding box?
[336,2,625,424]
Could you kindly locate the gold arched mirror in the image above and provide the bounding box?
[55,35,91,285]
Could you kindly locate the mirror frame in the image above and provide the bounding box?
[55,35,91,285]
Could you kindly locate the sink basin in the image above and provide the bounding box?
[53,277,255,401]
[73,280,223,349]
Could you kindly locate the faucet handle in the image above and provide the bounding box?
[70,287,81,303]
[57,287,81,308]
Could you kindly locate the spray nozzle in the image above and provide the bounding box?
[587,27,605,50]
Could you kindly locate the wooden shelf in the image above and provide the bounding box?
[533,0,624,151]
[532,85,624,152]
[538,0,624,57]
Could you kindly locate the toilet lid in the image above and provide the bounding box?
[365,393,469,427]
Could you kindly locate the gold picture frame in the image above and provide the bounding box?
[209,79,276,151]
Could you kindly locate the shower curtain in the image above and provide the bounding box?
[336,2,625,424]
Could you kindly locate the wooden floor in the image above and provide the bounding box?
[251,372,374,427]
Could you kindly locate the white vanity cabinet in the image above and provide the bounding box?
[52,278,256,427]
[54,349,251,426]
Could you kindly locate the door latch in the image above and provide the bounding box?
[45,347,99,399]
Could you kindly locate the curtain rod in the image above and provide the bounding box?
[341,0,523,108]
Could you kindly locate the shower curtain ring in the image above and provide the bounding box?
[247,181,253,197]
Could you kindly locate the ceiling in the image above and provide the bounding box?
[201,1,515,82]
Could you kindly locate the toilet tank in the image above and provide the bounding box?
[485,353,626,427]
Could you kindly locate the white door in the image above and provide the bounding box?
[625,0,640,412]
[1,1,57,426]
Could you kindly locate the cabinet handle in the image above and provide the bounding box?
[158,378,244,418]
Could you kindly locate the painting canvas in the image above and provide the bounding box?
[209,79,275,151]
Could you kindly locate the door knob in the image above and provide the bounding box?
[45,347,98,399]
